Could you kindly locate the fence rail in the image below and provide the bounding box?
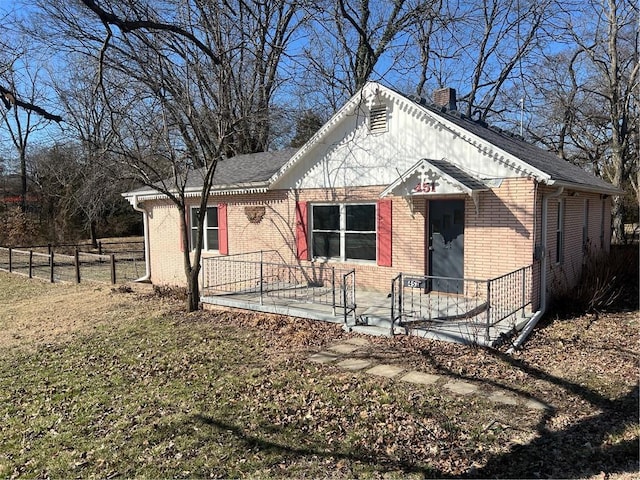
[0,246,144,284]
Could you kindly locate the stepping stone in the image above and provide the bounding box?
[308,351,340,364]
[328,343,361,354]
[345,337,370,346]
[523,398,549,410]
[487,390,518,405]
[400,371,440,386]
[366,364,404,378]
[336,358,371,371]
[444,380,479,395]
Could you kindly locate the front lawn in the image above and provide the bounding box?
[0,272,637,478]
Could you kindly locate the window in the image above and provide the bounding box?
[556,200,564,264]
[582,199,590,253]
[369,105,387,133]
[600,199,606,248]
[190,206,219,251]
[311,204,376,261]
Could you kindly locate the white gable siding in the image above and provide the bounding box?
[275,85,533,191]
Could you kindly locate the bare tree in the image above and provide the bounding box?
[528,0,638,243]
[300,0,438,106]
[30,0,305,310]
[450,0,557,120]
[0,60,54,212]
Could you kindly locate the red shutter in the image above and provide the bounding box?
[295,201,309,260]
[218,203,228,255]
[377,199,392,267]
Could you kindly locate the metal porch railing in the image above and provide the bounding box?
[390,265,534,342]
[202,251,357,317]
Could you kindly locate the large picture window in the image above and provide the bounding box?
[311,203,376,261]
[190,206,219,251]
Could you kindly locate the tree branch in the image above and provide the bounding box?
[0,84,63,122]
[79,0,221,65]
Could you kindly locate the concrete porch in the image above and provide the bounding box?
[201,287,532,347]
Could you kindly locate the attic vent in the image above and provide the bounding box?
[369,105,387,133]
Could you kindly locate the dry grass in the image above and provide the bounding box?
[0,271,637,479]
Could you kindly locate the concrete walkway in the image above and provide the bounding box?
[308,337,549,411]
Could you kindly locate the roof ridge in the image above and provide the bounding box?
[402,91,527,142]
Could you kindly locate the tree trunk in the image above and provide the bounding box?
[90,219,98,248]
[187,263,201,312]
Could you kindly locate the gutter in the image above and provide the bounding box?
[130,194,151,282]
[508,186,564,353]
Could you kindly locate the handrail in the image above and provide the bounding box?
[390,265,533,344]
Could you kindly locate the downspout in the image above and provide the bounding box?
[131,195,151,282]
[508,186,564,353]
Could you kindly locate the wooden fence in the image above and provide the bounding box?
[0,242,145,284]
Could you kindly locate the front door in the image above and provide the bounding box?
[428,200,465,292]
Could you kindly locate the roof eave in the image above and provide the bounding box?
[547,179,623,196]
[122,182,271,203]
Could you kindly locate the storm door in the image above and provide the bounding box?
[428,200,465,292]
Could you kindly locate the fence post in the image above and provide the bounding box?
[98,241,102,255]
[50,251,55,283]
[8,247,12,273]
[74,248,81,283]
[110,254,116,284]
[28,250,33,278]
[48,243,52,256]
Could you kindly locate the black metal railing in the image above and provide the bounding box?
[202,251,356,315]
[342,270,356,324]
[486,264,533,326]
[390,265,534,342]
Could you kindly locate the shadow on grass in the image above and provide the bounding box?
[192,413,449,478]
[473,386,639,478]
[421,346,639,478]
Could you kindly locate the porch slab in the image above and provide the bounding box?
[202,283,532,347]
[400,371,441,386]
[336,358,372,371]
[308,351,340,364]
[366,364,405,378]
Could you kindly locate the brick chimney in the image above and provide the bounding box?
[433,87,457,111]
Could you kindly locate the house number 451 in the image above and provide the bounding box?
[414,181,437,193]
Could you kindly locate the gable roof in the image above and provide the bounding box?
[269,82,619,195]
[124,82,619,201]
[403,92,618,194]
[380,158,489,198]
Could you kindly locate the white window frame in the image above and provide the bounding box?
[310,203,377,262]
[556,200,564,265]
[190,205,219,252]
[600,199,606,248]
[582,199,590,253]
